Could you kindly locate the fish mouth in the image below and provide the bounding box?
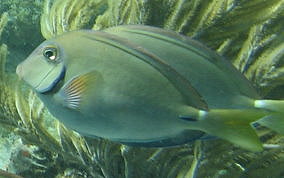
[34,66,66,93]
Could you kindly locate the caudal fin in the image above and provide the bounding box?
[181,108,268,151]
[255,100,284,134]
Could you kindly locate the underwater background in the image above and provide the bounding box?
[0,0,283,177]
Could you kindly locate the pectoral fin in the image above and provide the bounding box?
[181,108,268,151]
[54,70,102,110]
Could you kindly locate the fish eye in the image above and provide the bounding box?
[43,47,57,61]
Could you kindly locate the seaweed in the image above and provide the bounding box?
[41,0,108,39]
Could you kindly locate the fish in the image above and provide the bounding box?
[16,25,284,151]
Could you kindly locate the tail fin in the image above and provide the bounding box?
[181,108,268,151]
[255,100,284,134]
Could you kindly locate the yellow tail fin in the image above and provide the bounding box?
[182,109,268,151]
[255,100,284,134]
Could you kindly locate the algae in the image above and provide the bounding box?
[0,0,284,177]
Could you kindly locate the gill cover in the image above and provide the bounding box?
[16,42,65,93]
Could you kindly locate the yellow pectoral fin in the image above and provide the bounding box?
[55,70,102,110]
[181,109,268,151]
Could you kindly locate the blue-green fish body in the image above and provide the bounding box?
[16,25,284,151]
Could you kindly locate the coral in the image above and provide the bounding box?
[0,0,284,177]
[0,12,8,40]
[0,0,44,48]
[0,0,44,71]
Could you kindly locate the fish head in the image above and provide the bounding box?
[16,40,66,93]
